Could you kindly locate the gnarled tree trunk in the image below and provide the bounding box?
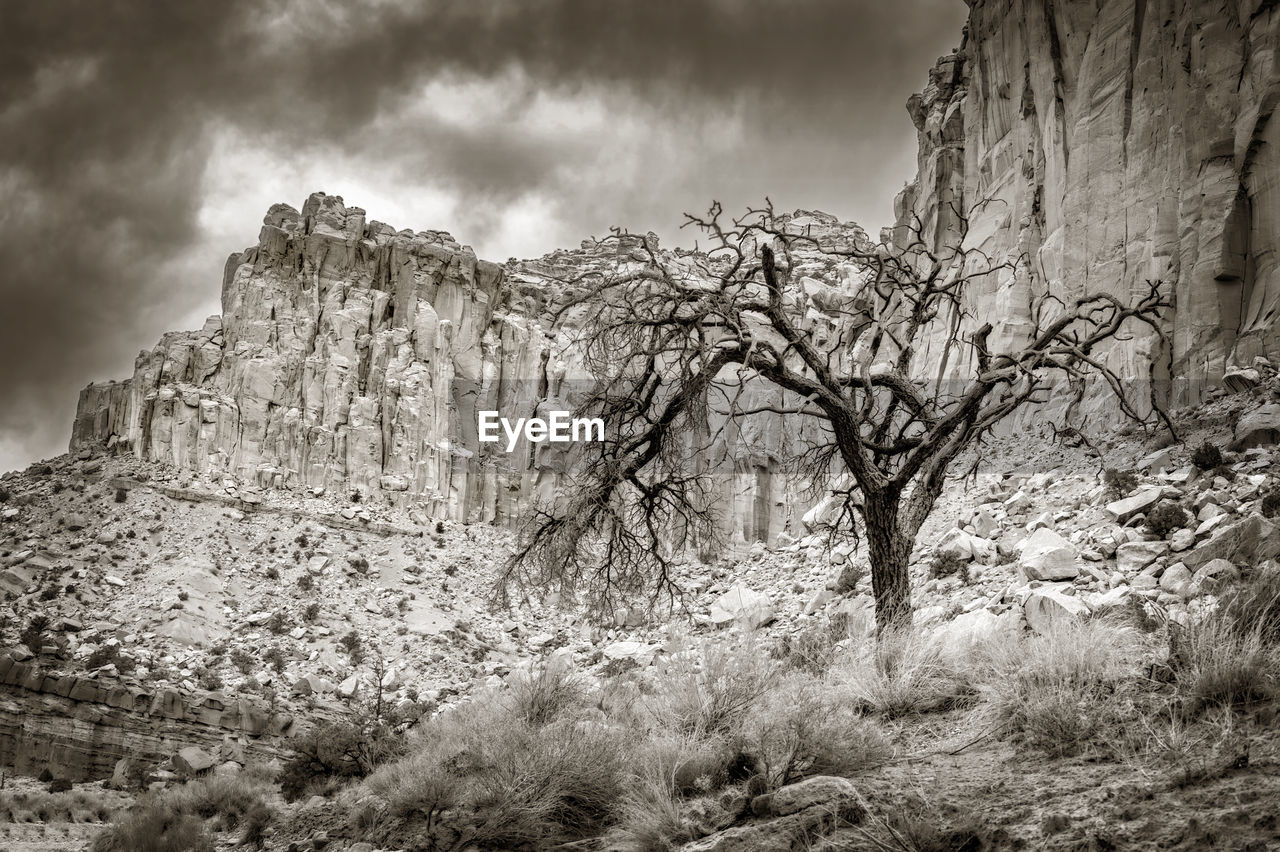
[863,492,913,633]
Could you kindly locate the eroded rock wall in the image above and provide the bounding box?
[900,0,1280,420]
[0,654,286,781]
[72,194,834,545]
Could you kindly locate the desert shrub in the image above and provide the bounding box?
[196,667,223,692]
[91,802,213,852]
[264,647,287,673]
[264,565,279,580]
[280,719,405,802]
[1262,488,1280,519]
[20,615,49,653]
[47,778,72,793]
[506,664,588,727]
[1171,567,1280,712]
[84,644,136,675]
[1146,501,1189,538]
[364,701,628,850]
[303,601,321,622]
[835,632,974,718]
[1191,441,1224,470]
[972,617,1145,756]
[929,550,969,581]
[1104,468,1139,499]
[340,630,364,663]
[1215,565,1280,647]
[297,573,315,592]
[267,611,289,634]
[833,561,865,595]
[742,675,892,788]
[230,649,255,674]
[646,634,781,737]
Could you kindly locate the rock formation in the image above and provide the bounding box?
[70,196,860,543]
[71,1,1280,537]
[899,0,1280,420]
[0,653,286,781]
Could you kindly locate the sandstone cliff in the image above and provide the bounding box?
[71,195,851,543]
[899,0,1280,419]
[72,1,1280,535]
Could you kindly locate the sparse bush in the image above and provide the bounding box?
[364,702,626,850]
[267,611,289,634]
[647,634,781,737]
[85,644,136,674]
[20,614,49,653]
[835,631,974,718]
[1146,501,1189,538]
[929,550,969,581]
[1104,468,1139,499]
[303,601,321,622]
[264,565,279,580]
[196,667,223,692]
[1171,566,1280,712]
[1191,441,1223,471]
[743,675,892,788]
[1263,488,1280,519]
[264,647,287,674]
[973,618,1145,756]
[833,560,865,594]
[280,719,406,802]
[297,573,314,592]
[230,649,254,674]
[91,802,213,852]
[340,630,364,663]
[506,664,588,726]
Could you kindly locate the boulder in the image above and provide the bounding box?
[1232,404,1280,450]
[1160,563,1196,597]
[1024,587,1090,633]
[1191,558,1239,593]
[1182,515,1278,570]
[1104,489,1164,524]
[173,746,215,776]
[1223,367,1261,393]
[937,528,995,563]
[752,776,861,818]
[710,584,775,629]
[1017,528,1080,580]
[1115,541,1168,573]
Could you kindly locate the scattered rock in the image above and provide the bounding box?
[1017,528,1080,580]
[1024,586,1090,633]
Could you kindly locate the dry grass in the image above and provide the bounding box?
[969,616,1148,756]
[833,630,974,718]
[90,770,275,851]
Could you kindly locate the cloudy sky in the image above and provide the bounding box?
[0,0,967,473]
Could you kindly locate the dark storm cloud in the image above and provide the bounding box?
[0,0,967,471]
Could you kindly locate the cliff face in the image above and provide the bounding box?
[0,654,286,781]
[73,2,1280,532]
[71,196,853,543]
[900,0,1280,417]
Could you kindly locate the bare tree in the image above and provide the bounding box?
[500,204,1169,632]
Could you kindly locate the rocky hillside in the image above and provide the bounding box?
[900,0,1280,422]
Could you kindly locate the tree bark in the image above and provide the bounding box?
[863,494,913,634]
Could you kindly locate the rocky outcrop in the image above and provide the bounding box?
[71,195,857,545]
[898,0,1280,420]
[0,652,288,781]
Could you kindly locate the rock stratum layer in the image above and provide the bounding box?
[901,0,1280,416]
[72,0,1280,535]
